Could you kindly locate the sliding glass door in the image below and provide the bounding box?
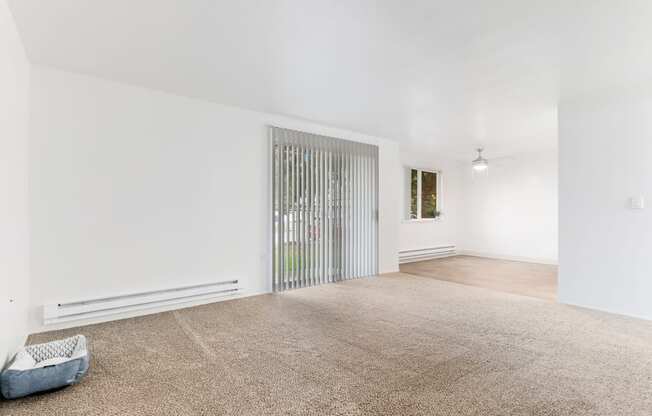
[270,127,378,292]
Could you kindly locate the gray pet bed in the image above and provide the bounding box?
[1,335,89,399]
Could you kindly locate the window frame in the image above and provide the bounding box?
[404,167,442,223]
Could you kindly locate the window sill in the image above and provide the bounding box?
[402,218,442,224]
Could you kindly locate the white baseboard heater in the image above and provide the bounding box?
[43,280,241,325]
[399,245,456,264]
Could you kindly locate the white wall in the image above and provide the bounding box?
[459,151,558,264]
[0,0,30,366]
[559,88,652,320]
[399,150,463,252]
[28,66,400,332]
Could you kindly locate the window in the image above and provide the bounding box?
[405,168,440,220]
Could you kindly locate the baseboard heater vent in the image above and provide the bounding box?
[399,245,456,264]
[43,280,241,325]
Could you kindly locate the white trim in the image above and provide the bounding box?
[560,300,652,322]
[457,249,558,266]
[399,245,456,264]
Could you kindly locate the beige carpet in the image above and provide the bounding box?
[2,273,652,415]
[400,255,558,301]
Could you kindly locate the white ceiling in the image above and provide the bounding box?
[9,0,652,159]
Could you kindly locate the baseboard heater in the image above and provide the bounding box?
[399,245,456,264]
[43,280,241,325]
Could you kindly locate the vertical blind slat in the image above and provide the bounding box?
[357,143,361,278]
[282,134,288,291]
[271,131,277,292]
[342,140,345,280]
[303,143,308,288]
[284,135,289,290]
[291,134,296,289]
[300,139,305,288]
[347,146,352,279]
[342,142,347,280]
[355,145,359,278]
[352,145,356,279]
[363,146,368,276]
[366,146,370,275]
[327,140,333,283]
[319,137,325,286]
[323,139,328,285]
[352,143,357,279]
[310,142,315,287]
[308,143,313,288]
[367,147,371,275]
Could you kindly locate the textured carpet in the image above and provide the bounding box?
[2,273,652,415]
[400,255,557,301]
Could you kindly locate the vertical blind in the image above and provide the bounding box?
[270,126,379,292]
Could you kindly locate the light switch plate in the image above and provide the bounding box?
[629,196,645,210]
